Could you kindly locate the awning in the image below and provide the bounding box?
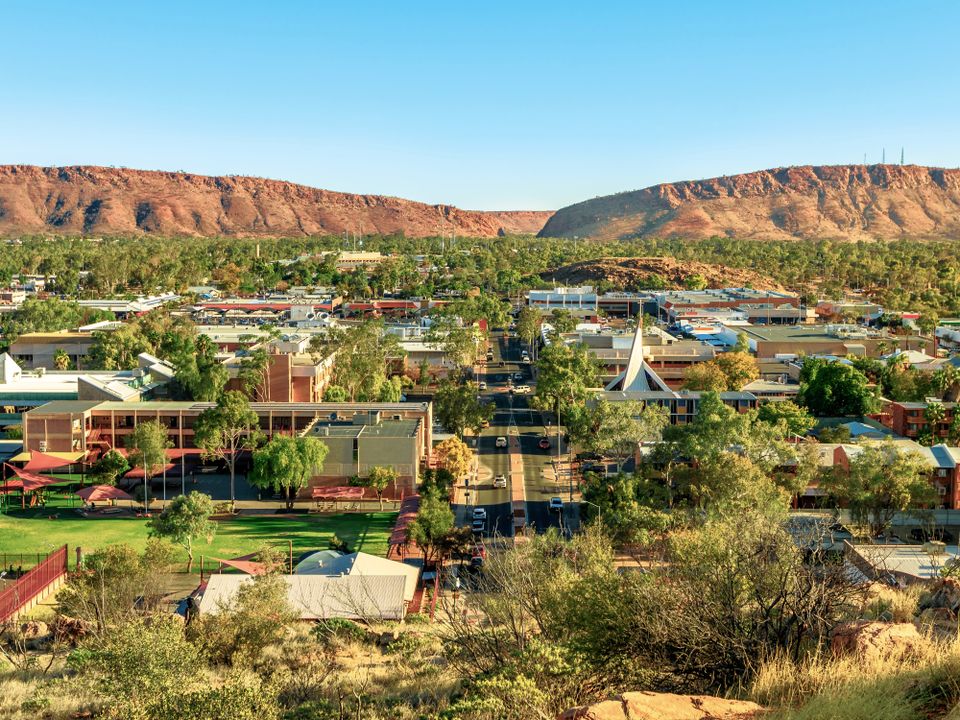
[389,494,420,546]
[9,450,86,467]
[76,485,134,502]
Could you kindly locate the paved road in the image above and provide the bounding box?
[469,330,572,536]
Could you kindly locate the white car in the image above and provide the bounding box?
[493,474,507,488]
[495,436,507,448]
[478,381,488,391]
[514,385,530,394]
[472,507,487,520]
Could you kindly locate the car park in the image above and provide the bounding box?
[549,497,564,512]
[493,474,507,488]
[495,436,507,448]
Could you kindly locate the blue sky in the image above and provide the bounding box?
[2,1,957,210]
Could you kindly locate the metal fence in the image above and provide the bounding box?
[0,545,68,622]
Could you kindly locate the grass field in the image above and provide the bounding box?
[0,506,397,571]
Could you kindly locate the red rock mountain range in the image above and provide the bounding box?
[4,164,960,241]
[540,164,960,241]
[0,166,551,238]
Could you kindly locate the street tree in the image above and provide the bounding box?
[148,491,216,572]
[248,435,328,510]
[434,436,474,481]
[407,490,456,567]
[434,379,494,438]
[126,420,172,508]
[569,399,668,473]
[193,391,264,506]
[516,306,542,357]
[821,440,938,536]
[427,314,485,370]
[533,341,600,420]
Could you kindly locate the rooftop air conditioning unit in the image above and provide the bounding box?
[38,441,47,452]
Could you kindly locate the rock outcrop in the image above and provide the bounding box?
[0,165,552,238]
[539,165,960,241]
[829,620,929,660]
[541,256,783,291]
[558,692,764,720]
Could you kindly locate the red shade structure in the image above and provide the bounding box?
[124,464,175,479]
[311,486,365,500]
[22,451,78,472]
[4,464,62,492]
[75,485,134,503]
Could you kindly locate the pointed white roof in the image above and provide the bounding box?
[0,353,22,384]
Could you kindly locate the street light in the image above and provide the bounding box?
[582,499,602,524]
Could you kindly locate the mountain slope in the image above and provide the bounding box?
[0,165,551,238]
[539,165,960,241]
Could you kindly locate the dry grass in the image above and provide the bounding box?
[752,636,960,720]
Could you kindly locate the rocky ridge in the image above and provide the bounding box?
[540,165,960,241]
[0,165,551,238]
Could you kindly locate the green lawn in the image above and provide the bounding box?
[0,507,397,571]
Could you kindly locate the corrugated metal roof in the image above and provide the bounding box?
[198,574,407,620]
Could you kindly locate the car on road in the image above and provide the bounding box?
[498,360,505,367]
[514,384,530,394]
[472,507,487,521]
[549,497,564,512]
[493,474,507,488]
[471,519,486,534]
[538,437,551,450]
[495,436,507,448]
[513,372,524,380]
[478,381,487,391]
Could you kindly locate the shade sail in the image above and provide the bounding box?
[124,463,175,479]
[76,485,134,502]
[3,463,62,492]
[209,557,268,575]
[9,450,85,469]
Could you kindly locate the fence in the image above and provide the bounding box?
[0,545,68,622]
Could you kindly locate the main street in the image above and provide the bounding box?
[464,328,573,538]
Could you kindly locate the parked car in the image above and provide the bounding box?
[472,507,487,521]
[478,381,487,391]
[471,519,486,534]
[513,372,524,380]
[549,497,564,512]
[495,436,507,448]
[498,360,505,367]
[493,474,507,488]
[514,384,531,394]
[538,437,551,450]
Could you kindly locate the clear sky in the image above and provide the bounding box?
[2,1,957,210]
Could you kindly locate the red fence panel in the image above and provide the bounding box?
[0,545,68,622]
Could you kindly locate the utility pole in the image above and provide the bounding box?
[882,148,886,164]
[900,147,905,165]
